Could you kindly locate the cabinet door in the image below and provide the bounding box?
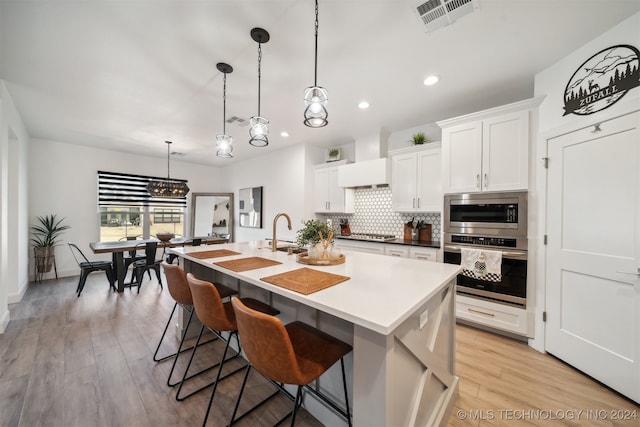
[391,152,418,211]
[337,240,385,255]
[314,167,330,212]
[482,110,529,191]
[416,148,442,211]
[327,167,344,212]
[409,247,437,262]
[442,121,483,194]
[385,245,409,258]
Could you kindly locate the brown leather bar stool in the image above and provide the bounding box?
[184,273,280,427]
[156,262,237,388]
[230,297,352,427]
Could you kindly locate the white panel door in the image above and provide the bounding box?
[546,111,640,403]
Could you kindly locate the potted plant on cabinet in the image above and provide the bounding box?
[31,214,70,274]
[410,132,428,145]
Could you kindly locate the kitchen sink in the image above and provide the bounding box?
[272,246,307,254]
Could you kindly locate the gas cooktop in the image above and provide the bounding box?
[338,233,397,242]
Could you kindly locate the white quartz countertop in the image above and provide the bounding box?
[170,241,461,335]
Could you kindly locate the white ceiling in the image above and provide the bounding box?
[1,0,639,167]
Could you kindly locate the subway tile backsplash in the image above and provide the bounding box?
[321,187,441,241]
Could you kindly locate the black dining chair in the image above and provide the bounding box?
[119,236,145,274]
[68,242,115,297]
[130,241,163,292]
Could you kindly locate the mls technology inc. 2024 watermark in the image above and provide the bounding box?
[455,408,637,422]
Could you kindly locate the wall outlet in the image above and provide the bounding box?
[419,309,429,329]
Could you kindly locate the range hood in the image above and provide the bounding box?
[337,130,390,188]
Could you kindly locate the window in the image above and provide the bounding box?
[97,171,187,242]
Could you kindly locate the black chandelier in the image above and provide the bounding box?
[249,27,270,147]
[146,141,190,198]
[303,0,328,127]
[216,62,234,158]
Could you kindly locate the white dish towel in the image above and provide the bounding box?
[460,248,502,282]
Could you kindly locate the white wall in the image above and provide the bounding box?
[530,12,640,351]
[0,80,30,333]
[29,138,223,279]
[218,143,314,245]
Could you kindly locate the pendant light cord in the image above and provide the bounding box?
[222,72,227,134]
[257,43,262,117]
[166,141,171,179]
[314,0,319,87]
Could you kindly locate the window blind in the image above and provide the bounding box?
[98,171,188,207]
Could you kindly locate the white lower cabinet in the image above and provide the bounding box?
[409,247,437,262]
[384,245,409,258]
[456,294,531,336]
[335,239,385,255]
[337,240,440,262]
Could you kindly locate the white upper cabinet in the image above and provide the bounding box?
[390,143,442,212]
[314,162,354,213]
[439,98,542,194]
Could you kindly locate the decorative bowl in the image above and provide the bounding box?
[156,232,175,242]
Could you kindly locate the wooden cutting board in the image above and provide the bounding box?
[214,257,282,272]
[260,267,350,295]
[188,249,241,259]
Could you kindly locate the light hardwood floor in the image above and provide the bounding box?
[0,272,637,426]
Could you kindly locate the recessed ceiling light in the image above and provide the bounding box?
[280,131,289,137]
[358,101,370,109]
[423,75,439,86]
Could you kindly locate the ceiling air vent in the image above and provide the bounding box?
[226,116,249,127]
[415,0,479,32]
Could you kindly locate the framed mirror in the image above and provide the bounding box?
[190,193,234,242]
[239,186,263,228]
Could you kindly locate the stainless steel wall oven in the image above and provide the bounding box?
[443,191,528,307]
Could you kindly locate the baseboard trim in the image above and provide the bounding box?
[0,309,10,334]
[7,281,29,304]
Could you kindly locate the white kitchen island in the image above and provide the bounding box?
[170,241,461,427]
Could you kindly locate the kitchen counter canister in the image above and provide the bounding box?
[169,241,460,427]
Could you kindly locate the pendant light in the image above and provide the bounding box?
[146,141,190,198]
[249,27,270,147]
[216,62,234,158]
[303,0,328,128]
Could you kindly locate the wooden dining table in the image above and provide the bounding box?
[90,236,228,292]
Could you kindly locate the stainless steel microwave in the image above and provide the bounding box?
[443,191,528,238]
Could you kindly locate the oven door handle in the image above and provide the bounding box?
[443,244,528,260]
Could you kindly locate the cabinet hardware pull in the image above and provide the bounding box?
[476,174,480,189]
[468,308,495,317]
[484,173,488,188]
[412,198,416,208]
[417,198,420,208]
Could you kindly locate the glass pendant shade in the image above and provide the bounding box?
[249,116,269,147]
[248,28,270,148]
[216,134,233,158]
[216,62,234,158]
[303,86,328,127]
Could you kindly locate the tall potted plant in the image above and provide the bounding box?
[31,214,70,273]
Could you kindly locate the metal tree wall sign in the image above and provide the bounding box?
[563,44,639,116]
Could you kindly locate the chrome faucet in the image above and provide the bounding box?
[272,212,292,252]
